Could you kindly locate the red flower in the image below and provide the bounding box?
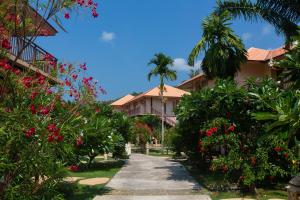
[59,64,65,73]
[1,39,11,50]
[206,130,213,137]
[47,123,58,132]
[284,153,289,158]
[64,12,70,19]
[72,74,78,80]
[57,134,64,142]
[25,127,36,138]
[226,111,231,118]
[95,108,101,113]
[79,63,87,70]
[44,53,54,61]
[274,147,283,152]
[76,137,83,146]
[30,91,39,100]
[37,75,46,85]
[12,68,21,75]
[39,106,50,115]
[29,104,37,114]
[47,134,54,142]
[69,165,79,172]
[22,77,33,88]
[228,125,235,132]
[46,89,53,95]
[0,61,12,71]
[65,79,71,87]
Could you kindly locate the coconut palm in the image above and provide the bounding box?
[188,11,247,79]
[216,0,300,39]
[148,53,177,150]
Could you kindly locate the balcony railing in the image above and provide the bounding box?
[9,37,57,74]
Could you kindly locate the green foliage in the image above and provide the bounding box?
[73,103,131,165]
[216,0,299,39]
[188,11,247,79]
[174,79,299,188]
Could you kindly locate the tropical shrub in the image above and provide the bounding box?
[0,1,100,199]
[175,79,299,188]
[72,103,132,167]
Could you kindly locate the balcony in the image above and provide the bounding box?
[9,37,58,74]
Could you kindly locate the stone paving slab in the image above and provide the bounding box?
[106,154,200,191]
[79,178,110,186]
[94,195,211,200]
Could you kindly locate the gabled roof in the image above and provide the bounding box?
[178,46,288,88]
[111,94,135,106]
[177,73,205,87]
[124,85,190,105]
[247,47,287,61]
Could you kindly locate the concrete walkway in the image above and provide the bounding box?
[94,154,211,200]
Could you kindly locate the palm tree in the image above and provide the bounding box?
[216,0,300,40]
[148,53,177,150]
[188,11,247,79]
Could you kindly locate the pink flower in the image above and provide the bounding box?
[72,74,78,80]
[76,137,84,146]
[79,63,87,70]
[64,12,70,19]
[46,89,53,95]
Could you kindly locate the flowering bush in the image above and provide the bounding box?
[71,103,132,167]
[175,79,299,188]
[0,1,103,199]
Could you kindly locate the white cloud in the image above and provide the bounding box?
[262,25,272,35]
[100,31,115,42]
[172,58,201,72]
[242,32,252,41]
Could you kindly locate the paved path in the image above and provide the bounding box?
[94,154,211,200]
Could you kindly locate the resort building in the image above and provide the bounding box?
[111,85,190,126]
[177,46,287,91]
[2,4,61,85]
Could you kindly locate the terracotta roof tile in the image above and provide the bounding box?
[111,94,135,106]
[124,85,190,105]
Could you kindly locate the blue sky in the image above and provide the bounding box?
[37,0,284,101]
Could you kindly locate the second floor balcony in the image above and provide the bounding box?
[8,37,58,75]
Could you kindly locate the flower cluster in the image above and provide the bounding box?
[24,127,36,138]
[0,59,21,75]
[47,123,64,143]
[206,127,217,137]
[69,165,79,172]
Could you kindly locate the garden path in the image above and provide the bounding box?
[94,153,211,200]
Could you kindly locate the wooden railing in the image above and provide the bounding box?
[9,37,57,74]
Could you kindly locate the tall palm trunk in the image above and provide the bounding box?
[160,77,165,152]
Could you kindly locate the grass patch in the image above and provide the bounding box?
[61,160,125,200]
[67,160,124,178]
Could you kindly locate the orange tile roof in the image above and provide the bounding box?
[124,85,190,105]
[111,94,135,106]
[247,47,287,61]
[178,47,287,88]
